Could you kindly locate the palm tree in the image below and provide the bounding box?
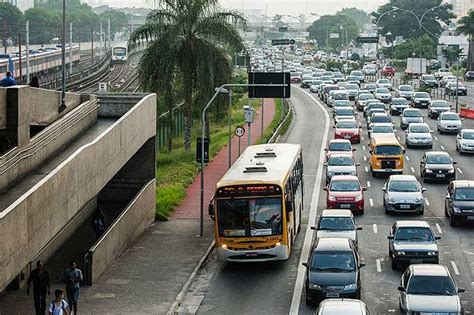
[128,0,246,151]
[457,10,474,70]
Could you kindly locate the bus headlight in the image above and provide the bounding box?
[396,160,401,166]
[275,242,281,247]
[376,161,381,166]
[308,283,322,290]
[221,244,228,249]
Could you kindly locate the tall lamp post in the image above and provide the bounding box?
[59,0,67,113]
[375,8,398,60]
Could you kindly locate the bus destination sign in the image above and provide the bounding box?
[217,184,282,197]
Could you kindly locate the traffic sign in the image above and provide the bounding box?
[357,36,379,44]
[248,72,291,99]
[272,39,296,46]
[196,137,209,163]
[235,126,245,137]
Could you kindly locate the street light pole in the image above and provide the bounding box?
[59,0,66,113]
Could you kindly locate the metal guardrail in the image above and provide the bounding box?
[268,100,291,143]
[157,103,185,149]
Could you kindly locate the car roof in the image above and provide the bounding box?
[403,108,421,112]
[461,129,474,133]
[389,174,417,181]
[408,122,428,127]
[440,111,458,116]
[395,220,430,228]
[452,180,474,188]
[315,237,352,251]
[425,151,449,157]
[410,264,449,276]
[318,299,366,314]
[328,153,354,159]
[321,209,354,217]
[372,123,393,127]
[331,175,359,181]
[329,139,351,144]
[371,112,389,117]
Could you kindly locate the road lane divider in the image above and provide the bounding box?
[290,87,330,315]
[424,198,430,206]
[363,156,367,162]
[365,166,369,173]
[435,223,443,234]
[376,259,382,273]
[458,168,463,174]
[373,224,378,234]
[405,156,410,161]
[367,180,371,188]
[369,198,374,207]
[434,136,438,141]
[440,145,445,151]
[451,261,460,275]
[362,145,366,150]
[410,167,415,173]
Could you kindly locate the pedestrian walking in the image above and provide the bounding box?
[27,260,51,315]
[29,76,40,88]
[1,71,16,87]
[91,207,106,240]
[61,261,82,315]
[48,289,69,315]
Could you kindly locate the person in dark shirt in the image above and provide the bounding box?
[27,260,51,315]
[1,71,17,87]
[29,76,40,88]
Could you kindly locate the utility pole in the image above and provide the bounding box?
[99,21,103,57]
[456,54,460,113]
[107,19,111,51]
[59,0,66,113]
[69,22,73,75]
[26,20,29,83]
[18,33,22,81]
[91,28,94,65]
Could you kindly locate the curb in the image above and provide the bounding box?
[166,99,294,314]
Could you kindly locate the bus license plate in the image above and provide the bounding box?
[326,293,339,298]
[245,252,258,257]
[340,204,351,209]
[467,216,474,221]
[400,205,411,209]
[436,174,445,178]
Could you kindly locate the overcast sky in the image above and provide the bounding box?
[218,0,388,16]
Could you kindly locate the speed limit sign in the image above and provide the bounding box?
[235,126,245,137]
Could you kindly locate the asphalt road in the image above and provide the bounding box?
[190,84,474,314]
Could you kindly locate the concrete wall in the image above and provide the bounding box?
[0,93,156,291]
[0,89,6,129]
[87,179,156,285]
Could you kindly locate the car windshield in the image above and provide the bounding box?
[371,116,391,123]
[395,227,434,242]
[409,125,430,133]
[407,276,456,296]
[376,88,390,93]
[369,104,386,110]
[388,180,419,192]
[328,156,354,166]
[318,217,355,231]
[378,79,390,84]
[337,121,358,129]
[442,114,460,121]
[404,110,421,117]
[329,142,351,151]
[426,154,451,164]
[432,101,449,108]
[351,71,363,76]
[399,86,413,91]
[374,145,402,155]
[217,197,282,237]
[414,92,430,98]
[366,84,376,89]
[454,187,474,201]
[393,99,408,105]
[463,132,474,140]
[334,93,349,100]
[424,75,436,80]
[330,180,360,191]
[311,81,323,86]
[337,109,354,116]
[334,101,351,107]
[372,125,393,133]
[345,84,358,90]
[311,251,356,272]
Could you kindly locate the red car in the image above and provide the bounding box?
[334,119,361,143]
[324,175,367,214]
[291,74,302,83]
[382,65,395,77]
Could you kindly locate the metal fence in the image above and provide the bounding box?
[157,103,185,149]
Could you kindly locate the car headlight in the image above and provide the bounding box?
[343,283,357,291]
[448,169,455,173]
[328,195,336,201]
[425,169,433,173]
[461,142,469,148]
[355,195,363,202]
[453,207,461,213]
[327,172,334,177]
[309,283,322,290]
[350,171,357,176]
[427,251,438,256]
[415,197,423,203]
[396,251,405,256]
[388,197,396,203]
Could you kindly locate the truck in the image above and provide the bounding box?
[405,57,427,76]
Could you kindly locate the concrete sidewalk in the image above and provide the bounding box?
[0,99,276,314]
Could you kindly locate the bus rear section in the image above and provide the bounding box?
[209,144,303,262]
[111,46,128,64]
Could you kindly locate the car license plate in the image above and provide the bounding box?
[340,204,351,208]
[468,216,474,221]
[436,174,445,178]
[326,293,339,298]
[400,205,411,209]
[410,259,423,264]
[344,135,351,139]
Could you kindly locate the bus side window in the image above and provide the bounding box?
[285,180,294,213]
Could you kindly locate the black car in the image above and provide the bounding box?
[303,238,364,305]
[388,221,440,270]
[465,70,474,82]
[411,92,431,108]
[419,74,439,88]
[420,151,456,183]
[445,81,468,96]
[428,100,451,119]
[445,180,474,226]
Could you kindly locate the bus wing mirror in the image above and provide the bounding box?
[286,201,293,212]
[302,262,308,268]
[208,203,215,219]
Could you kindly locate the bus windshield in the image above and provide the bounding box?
[217,197,282,237]
[374,145,402,155]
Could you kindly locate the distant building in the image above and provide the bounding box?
[1,0,33,12]
[451,0,474,19]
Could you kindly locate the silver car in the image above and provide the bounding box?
[314,209,362,247]
[428,100,451,118]
[376,78,392,90]
[398,264,464,314]
[400,108,423,130]
[390,97,409,115]
[325,154,358,184]
[396,84,414,99]
[437,111,462,134]
[456,129,474,153]
[375,87,392,103]
[316,299,370,315]
[405,123,433,148]
[345,83,359,100]
[383,175,426,215]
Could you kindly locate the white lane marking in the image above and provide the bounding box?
[373,224,378,234]
[362,145,366,150]
[424,198,430,206]
[369,198,374,207]
[451,261,460,275]
[361,136,364,141]
[367,180,371,188]
[363,156,367,162]
[458,168,463,174]
[410,166,415,173]
[435,223,443,234]
[376,259,382,272]
[365,166,369,173]
[441,145,445,151]
[434,136,439,141]
[405,156,410,161]
[290,87,330,315]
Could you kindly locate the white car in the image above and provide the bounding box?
[434,67,453,79]
[350,70,365,83]
[325,139,355,161]
[437,112,462,134]
[374,87,392,104]
[439,75,457,88]
[376,78,393,90]
[324,154,359,184]
[345,83,360,100]
[456,129,474,153]
[406,123,433,148]
[369,123,396,139]
[396,85,414,99]
[362,65,377,75]
[400,108,423,130]
[314,209,361,247]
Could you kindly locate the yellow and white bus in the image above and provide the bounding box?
[209,143,304,262]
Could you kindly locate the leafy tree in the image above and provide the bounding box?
[373,0,454,40]
[24,8,60,44]
[271,14,285,28]
[99,9,128,37]
[337,8,369,29]
[308,14,358,51]
[392,34,436,59]
[129,0,246,151]
[0,3,24,49]
[457,9,474,38]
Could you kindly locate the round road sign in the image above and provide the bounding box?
[235,126,245,137]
